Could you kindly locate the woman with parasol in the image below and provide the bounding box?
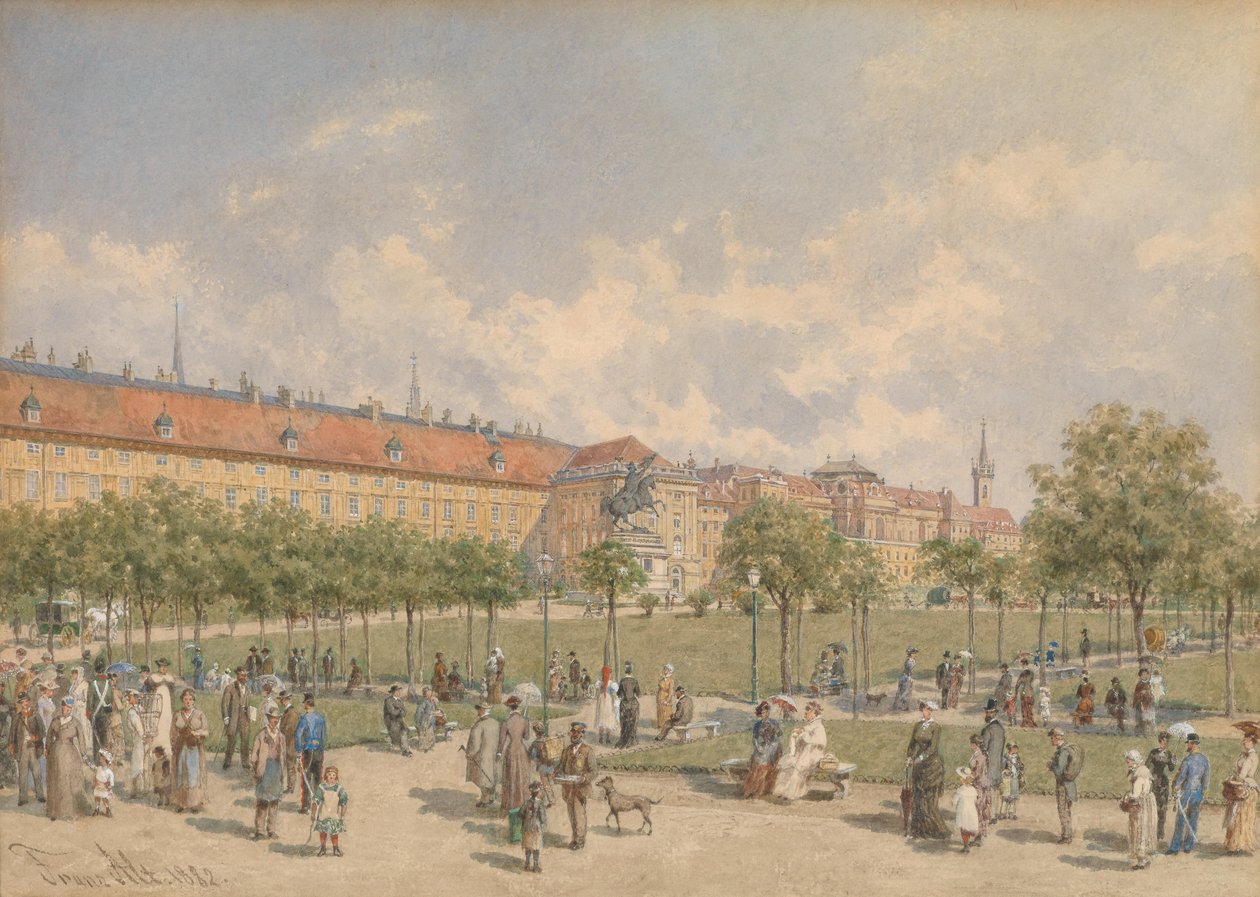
[742,700,781,798]
[1223,722,1259,854]
[904,700,951,839]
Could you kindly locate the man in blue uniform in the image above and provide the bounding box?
[295,693,328,813]
[1167,732,1209,854]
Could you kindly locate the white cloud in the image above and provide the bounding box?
[362,109,429,138]
[305,118,352,151]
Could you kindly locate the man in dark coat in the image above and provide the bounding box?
[383,684,411,757]
[615,662,641,749]
[655,685,694,740]
[1047,727,1082,844]
[9,693,45,804]
[993,663,1013,710]
[1104,677,1127,732]
[1145,731,1176,842]
[980,697,1006,819]
[568,652,581,701]
[221,667,252,769]
[278,690,300,794]
[935,652,952,709]
[244,647,261,693]
[1079,628,1091,671]
[556,722,594,849]
[88,659,114,756]
[1132,669,1155,736]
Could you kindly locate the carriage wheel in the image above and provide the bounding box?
[59,625,76,647]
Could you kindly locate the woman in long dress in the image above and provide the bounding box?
[146,658,177,758]
[170,688,209,812]
[968,733,991,844]
[1223,731,1259,854]
[743,701,781,798]
[656,664,675,731]
[905,700,951,839]
[125,689,146,796]
[1073,675,1095,726]
[594,666,618,745]
[46,697,87,821]
[497,696,531,815]
[946,660,964,710]
[773,701,826,800]
[1123,749,1157,869]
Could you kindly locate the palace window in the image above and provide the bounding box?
[491,505,500,524]
[442,501,452,520]
[396,480,407,492]
[286,438,297,452]
[509,507,518,525]
[190,458,203,470]
[88,476,101,501]
[349,476,359,487]
[318,473,330,485]
[466,502,476,522]
[156,454,168,467]
[290,490,301,510]
[54,445,66,457]
[225,487,237,510]
[87,449,100,461]
[26,470,39,500]
[290,468,300,481]
[224,461,236,473]
[673,514,681,530]
[26,443,39,454]
[319,494,331,517]
[348,496,360,519]
[509,535,518,551]
[256,487,268,504]
[374,478,384,488]
[255,465,267,477]
[421,501,431,519]
[373,497,384,518]
[397,499,407,518]
[119,477,132,498]
[673,536,683,556]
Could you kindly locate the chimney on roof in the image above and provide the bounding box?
[525,422,533,436]
[469,413,480,432]
[156,366,166,380]
[713,457,720,469]
[74,348,93,373]
[239,372,250,396]
[277,385,295,408]
[421,401,432,425]
[536,422,543,437]
[250,385,263,404]
[318,390,325,403]
[48,347,56,366]
[513,420,523,435]
[486,419,496,434]
[208,377,218,391]
[359,397,382,423]
[441,408,452,424]
[123,362,135,383]
[12,338,37,362]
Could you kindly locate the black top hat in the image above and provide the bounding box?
[1111,676,1120,683]
[568,651,577,657]
[249,646,258,652]
[388,684,402,693]
[1185,733,1201,743]
[984,697,999,713]
[943,651,951,658]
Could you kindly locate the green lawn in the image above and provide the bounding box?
[1044,649,1260,714]
[128,606,1257,712]
[598,718,1243,803]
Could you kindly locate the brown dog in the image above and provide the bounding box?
[864,693,886,707]
[593,775,660,834]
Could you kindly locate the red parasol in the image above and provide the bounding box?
[769,694,798,717]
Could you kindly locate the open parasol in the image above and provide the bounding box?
[769,694,798,716]
[1231,720,1260,739]
[106,662,136,675]
[258,674,284,690]
[510,682,543,707]
[1167,722,1197,740]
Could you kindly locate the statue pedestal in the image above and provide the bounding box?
[609,531,670,595]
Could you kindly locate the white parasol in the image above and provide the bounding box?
[1167,722,1196,740]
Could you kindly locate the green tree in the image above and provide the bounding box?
[0,504,45,643]
[818,535,894,719]
[918,537,988,694]
[718,498,833,694]
[1028,403,1219,657]
[683,588,716,617]
[983,553,1019,665]
[575,540,648,676]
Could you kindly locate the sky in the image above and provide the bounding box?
[2,1,1257,516]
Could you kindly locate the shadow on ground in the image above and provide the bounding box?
[996,826,1060,845]
[184,815,257,840]
[470,850,527,872]
[1058,853,1133,872]
[840,812,905,836]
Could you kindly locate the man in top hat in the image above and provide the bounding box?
[568,652,581,701]
[1015,658,1036,728]
[322,647,336,691]
[249,706,287,840]
[295,694,327,812]
[1047,727,1083,843]
[936,651,952,709]
[221,667,252,769]
[277,690,299,793]
[191,647,205,691]
[980,697,1006,817]
[465,702,500,807]
[383,684,411,757]
[1145,731,1176,843]
[9,692,46,805]
[1079,628,1091,671]
[245,647,261,693]
[1104,676,1127,732]
[655,684,695,741]
[993,663,1013,713]
[556,721,594,849]
[1168,732,1209,854]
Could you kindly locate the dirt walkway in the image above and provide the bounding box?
[1,734,1254,897]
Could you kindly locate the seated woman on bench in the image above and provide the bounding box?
[773,701,827,801]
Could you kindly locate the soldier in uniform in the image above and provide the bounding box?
[568,652,581,701]
[321,648,335,691]
[1145,731,1176,843]
[557,721,594,849]
[295,694,327,813]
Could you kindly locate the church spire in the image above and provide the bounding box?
[405,352,422,419]
[971,417,995,508]
[978,417,989,465]
[172,300,186,385]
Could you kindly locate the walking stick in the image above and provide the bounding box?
[1173,790,1199,847]
[304,799,323,845]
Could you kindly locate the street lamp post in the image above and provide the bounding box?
[747,567,761,704]
[536,551,554,735]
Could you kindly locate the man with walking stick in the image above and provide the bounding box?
[295,693,327,814]
[464,703,499,808]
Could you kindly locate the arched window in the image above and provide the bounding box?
[673,536,683,556]
[671,567,683,593]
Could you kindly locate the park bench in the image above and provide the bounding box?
[720,757,857,800]
[1051,665,1081,681]
[674,720,721,742]
[380,721,461,746]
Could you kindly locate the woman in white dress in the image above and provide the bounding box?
[774,701,827,800]
[594,665,619,745]
[125,689,146,796]
[146,658,177,758]
[1123,748,1157,869]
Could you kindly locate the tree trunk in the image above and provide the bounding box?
[1114,597,1123,669]
[78,586,87,655]
[405,603,416,698]
[174,596,184,678]
[778,597,792,695]
[850,599,860,720]
[105,590,114,665]
[259,613,265,646]
[337,598,347,676]
[417,608,426,698]
[143,612,154,666]
[124,589,133,664]
[1037,595,1047,689]
[485,603,496,658]
[465,598,473,683]
[46,585,55,661]
[1209,595,1218,654]
[311,596,321,698]
[611,591,621,677]
[996,600,1005,666]
[794,597,804,693]
[1223,594,1235,718]
[1130,587,1147,658]
[861,600,871,695]
[966,589,976,694]
[361,610,372,685]
[1061,596,1070,664]
[192,597,201,647]
[604,584,615,672]
[1106,599,1112,654]
[284,611,294,660]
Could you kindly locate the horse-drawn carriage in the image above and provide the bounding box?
[1144,625,1191,656]
[29,600,83,647]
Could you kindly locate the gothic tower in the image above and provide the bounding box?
[172,300,186,385]
[405,352,422,419]
[971,418,994,508]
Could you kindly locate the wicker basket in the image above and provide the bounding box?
[817,752,841,771]
[1222,779,1249,803]
[539,735,565,764]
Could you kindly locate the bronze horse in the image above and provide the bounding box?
[600,456,665,531]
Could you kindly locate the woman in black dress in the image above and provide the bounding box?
[905,700,950,839]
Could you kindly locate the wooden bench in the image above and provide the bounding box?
[674,720,721,742]
[720,758,857,800]
[1051,665,1081,681]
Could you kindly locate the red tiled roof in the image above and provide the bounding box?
[0,361,575,487]
[951,505,1019,528]
[884,485,944,510]
[562,435,671,471]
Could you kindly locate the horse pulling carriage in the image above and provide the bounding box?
[29,600,82,647]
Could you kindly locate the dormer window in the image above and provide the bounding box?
[154,406,174,439]
[488,448,505,473]
[385,435,403,463]
[280,420,299,453]
[19,387,41,423]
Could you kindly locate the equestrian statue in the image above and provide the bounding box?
[600,454,666,532]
